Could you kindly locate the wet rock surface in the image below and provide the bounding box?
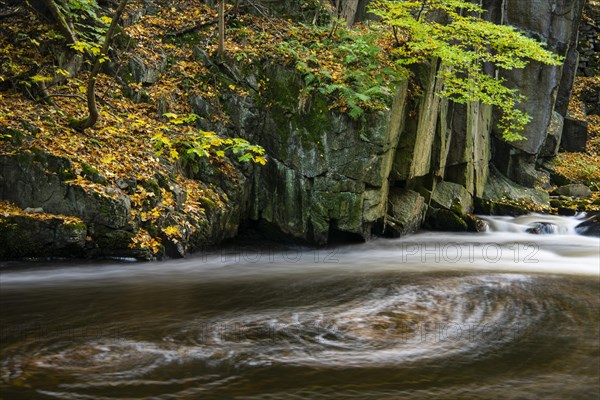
[575,214,600,237]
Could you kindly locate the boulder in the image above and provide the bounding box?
[553,184,593,199]
[375,189,427,237]
[475,199,531,216]
[512,161,552,189]
[561,117,588,152]
[526,222,558,234]
[424,208,468,232]
[558,207,578,216]
[464,214,488,232]
[431,181,473,215]
[549,170,574,187]
[482,167,550,207]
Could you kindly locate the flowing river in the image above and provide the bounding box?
[1,215,599,399]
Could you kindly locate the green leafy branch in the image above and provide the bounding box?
[276,26,401,121]
[152,113,267,169]
[370,0,564,141]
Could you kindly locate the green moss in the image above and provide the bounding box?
[199,197,215,209]
[79,161,107,184]
[266,66,332,152]
[425,208,469,231]
[437,209,468,231]
[80,161,100,176]
[474,199,530,216]
[64,221,87,230]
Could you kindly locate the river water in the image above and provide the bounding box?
[1,214,598,399]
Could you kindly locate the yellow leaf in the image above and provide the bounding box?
[55,68,70,77]
[100,154,116,164]
[30,75,51,82]
[162,225,181,238]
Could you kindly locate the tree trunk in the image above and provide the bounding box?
[341,0,360,26]
[70,0,129,131]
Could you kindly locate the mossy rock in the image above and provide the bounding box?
[29,148,77,180]
[474,198,532,216]
[0,215,86,259]
[79,161,107,184]
[431,181,473,215]
[93,228,135,250]
[424,208,468,232]
[464,214,487,232]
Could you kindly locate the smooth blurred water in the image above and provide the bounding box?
[1,214,598,399]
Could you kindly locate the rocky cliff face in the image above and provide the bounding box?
[0,0,589,259]
[226,0,585,243]
[0,149,246,259]
[484,0,585,184]
[210,64,408,244]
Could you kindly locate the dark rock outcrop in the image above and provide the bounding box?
[128,53,167,85]
[0,149,245,260]
[576,214,600,237]
[0,152,132,230]
[576,1,600,78]
[0,214,87,259]
[526,222,558,235]
[425,208,468,232]
[375,189,427,238]
[431,180,473,215]
[561,117,588,152]
[215,64,410,244]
